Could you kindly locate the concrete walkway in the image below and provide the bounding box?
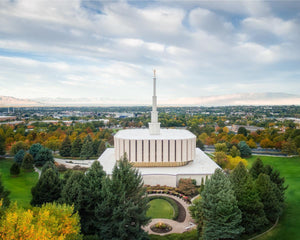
[34,166,41,179]
[143,194,196,235]
[54,158,96,168]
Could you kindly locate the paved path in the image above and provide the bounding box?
[54,158,96,168]
[143,194,196,235]
[34,166,41,179]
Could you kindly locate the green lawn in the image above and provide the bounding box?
[246,155,300,240]
[0,158,38,208]
[147,199,175,219]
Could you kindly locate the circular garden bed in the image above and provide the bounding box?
[150,222,172,233]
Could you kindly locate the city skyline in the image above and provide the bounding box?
[0,0,300,106]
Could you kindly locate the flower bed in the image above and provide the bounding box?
[150,222,172,233]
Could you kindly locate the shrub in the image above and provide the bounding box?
[10,163,20,176]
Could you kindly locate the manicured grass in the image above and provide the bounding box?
[246,155,300,240]
[150,230,197,240]
[147,199,175,219]
[0,158,38,208]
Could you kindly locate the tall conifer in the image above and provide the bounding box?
[201,168,243,240]
[71,137,82,157]
[230,162,267,233]
[60,136,72,157]
[80,135,94,159]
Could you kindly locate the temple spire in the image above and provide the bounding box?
[149,69,160,135]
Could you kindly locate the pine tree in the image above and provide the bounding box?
[0,135,6,155]
[31,162,62,206]
[92,139,100,156]
[29,143,43,161]
[230,162,267,234]
[71,137,82,157]
[60,136,72,157]
[80,135,94,159]
[35,147,54,167]
[22,153,34,171]
[96,156,150,239]
[14,149,25,165]
[80,161,106,235]
[238,141,252,157]
[0,174,10,208]
[201,168,243,240]
[61,171,85,212]
[255,173,281,222]
[10,163,20,176]
[97,140,106,156]
[249,158,264,179]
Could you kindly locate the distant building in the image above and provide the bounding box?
[98,71,220,187]
[0,116,16,122]
[231,124,264,133]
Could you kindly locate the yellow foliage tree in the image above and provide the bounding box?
[0,202,82,240]
[226,156,248,170]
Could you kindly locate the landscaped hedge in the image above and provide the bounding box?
[149,195,179,221]
[149,229,197,240]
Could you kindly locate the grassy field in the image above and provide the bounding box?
[0,158,38,208]
[246,155,300,240]
[147,199,175,219]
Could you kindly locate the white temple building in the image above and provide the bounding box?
[98,71,220,187]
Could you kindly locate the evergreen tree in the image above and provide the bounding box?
[35,147,54,167]
[238,141,252,157]
[80,135,94,159]
[255,173,281,222]
[238,127,248,137]
[249,158,264,179]
[80,161,106,235]
[201,168,243,240]
[29,143,43,161]
[22,153,34,171]
[10,163,20,176]
[31,162,62,206]
[92,139,100,156]
[96,156,150,239]
[0,135,5,155]
[59,136,72,157]
[71,137,82,157]
[14,149,25,165]
[196,139,205,151]
[189,197,204,237]
[0,174,10,208]
[230,162,267,234]
[97,140,106,156]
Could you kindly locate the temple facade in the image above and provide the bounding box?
[98,71,220,187]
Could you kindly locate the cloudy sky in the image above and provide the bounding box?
[0,0,299,105]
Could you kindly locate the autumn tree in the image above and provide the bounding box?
[214,142,228,153]
[229,146,240,157]
[80,134,94,159]
[10,141,29,155]
[0,202,82,240]
[60,136,72,157]
[201,169,243,239]
[178,178,197,196]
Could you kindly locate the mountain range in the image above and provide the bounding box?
[0,92,299,107]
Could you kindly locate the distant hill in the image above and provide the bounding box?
[0,96,42,107]
[1,92,300,107]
